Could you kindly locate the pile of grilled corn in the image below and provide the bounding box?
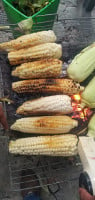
[2,30,95,156]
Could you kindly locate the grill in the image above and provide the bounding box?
[0,43,83,200]
[0,3,95,200]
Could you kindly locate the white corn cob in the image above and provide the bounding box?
[16,95,73,115]
[8,43,62,65]
[9,134,78,156]
[12,78,84,95]
[12,59,62,79]
[10,116,78,134]
[0,30,56,52]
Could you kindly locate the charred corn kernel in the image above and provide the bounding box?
[80,77,95,108]
[9,134,78,156]
[12,59,62,79]
[10,116,78,134]
[88,114,95,138]
[16,95,73,115]
[8,43,62,65]
[12,79,84,95]
[67,43,95,82]
[0,30,56,52]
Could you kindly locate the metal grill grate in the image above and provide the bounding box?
[9,155,82,197]
[0,53,83,199]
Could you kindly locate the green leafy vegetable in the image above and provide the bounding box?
[13,0,49,16]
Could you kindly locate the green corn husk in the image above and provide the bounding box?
[80,77,95,108]
[88,114,95,138]
[18,18,33,34]
[67,43,95,82]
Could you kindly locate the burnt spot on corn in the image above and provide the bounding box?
[45,79,56,85]
[34,117,56,129]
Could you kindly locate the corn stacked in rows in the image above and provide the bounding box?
[8,34,95,156]
[4,30,81,156]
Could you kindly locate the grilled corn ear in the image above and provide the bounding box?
[12,79,84,95]
[16,95,73,115]
[80,77,95,108]
[10,116,78,134]
[12,59,62,79]
[9,134,78,156]
[8,43,62,65]
[67,43,95,82]
[0,30,56,52]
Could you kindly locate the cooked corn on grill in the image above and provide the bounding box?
[16,95,73,115]
[8,43,62,65]
[0,30,56,52]
[0,29,88,158]
[10,116,78,134]
[12,59,62,79]
[9,134,78,156]
[12,78,84,95]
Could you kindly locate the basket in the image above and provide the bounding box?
[2,0,60,32]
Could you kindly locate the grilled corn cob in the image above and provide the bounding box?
[16,95,73,115]
[80,77,95,108]
[67,43,95,82]
[8,43,62,65]
[10,116,78,134]
[0,30,56,52]
[12,59,62,79]
[9,134,78,156]
[12,79,84,95]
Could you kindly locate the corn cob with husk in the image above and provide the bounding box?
[8,43,62,65]
[87,114,95,138]
[12,79,84,95]
[12,59,62,79]
[16,95,73,115]
[0,30,56,52]
[10,116,78,134]
[9,134,78,156]
[67,43,95,82]
[80,77,95,108]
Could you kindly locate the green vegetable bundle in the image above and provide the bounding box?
[13,0,49,16]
